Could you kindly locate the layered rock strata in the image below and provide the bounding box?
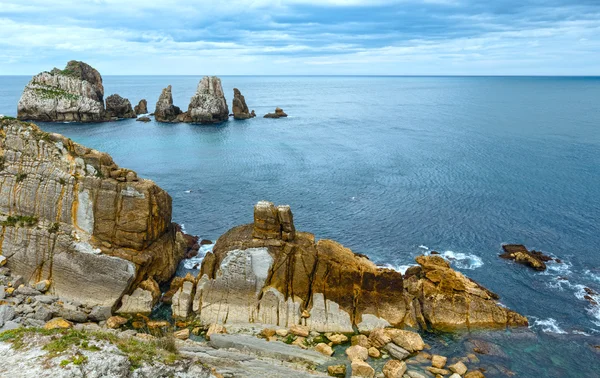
[105,94,136,119]
[232,88,255,120]
[180,201,527,333]
[17,60,107,122]
[154,85,182,122]
[186,77,229,123]
[0,118,186,310]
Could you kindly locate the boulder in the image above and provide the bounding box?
[206,323,227,341]
[186,76,229,123]
[44,317,72,330]
[17,60,106,122]
[499,244,547,271]
[327,365,346,377]
[116,288,154,315]
[369,328,392,349]
[0,305,15,327]
[325,333,347,345]
[105,94,136,119]
[465,372,486,378]
[174,328,190,340]
[88,306,112,322]
[290,324,310,337]
[134,99,148,115]
[368,347,381,358]
[386,329,425,352]
[346,345,368,361]
[0,119,186,309]
[351,360,375,378]
[431,355,447,368]
[383,343,410,360]
[34,280,51,292]
[172,281,194,319]
[232,88,254,120]
[264,107,288,118]
[449,361,468,375]
[106,315,128,329]
[315,343,334,356]
[383,360,407,378]
[351,334,371,349]
[155,85,182,122]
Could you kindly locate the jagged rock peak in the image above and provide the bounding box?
[232,88,254,120]
[17,60,106,122]
[134,99,148,115]
[154,85,182,123]
[105,94,136,119]
[186,76,229,123]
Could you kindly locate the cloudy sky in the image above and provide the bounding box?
[1,0,599,75]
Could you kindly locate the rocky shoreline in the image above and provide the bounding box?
[16,61,284,124]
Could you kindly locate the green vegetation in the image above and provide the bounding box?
[59,178,66,186]
[0,116,16,121]
[48,222,60,234]
[0,328,180,370]
[94,170,104,178]
[16,173,27,183]
[1,215,39,227]
[33,86,80,101]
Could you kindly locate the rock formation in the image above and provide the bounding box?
[17,61,107,122]
[105,94,136,119]
[499,244,556,271]
[134,99,148,115]
[0,118,186,310]
[232,88,255,120]
[182,201,527,333]
[186,77,229,123]
[154,85,182,122]
[264,108,288,119]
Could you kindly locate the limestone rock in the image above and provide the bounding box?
[351,360,375,377]
[449,361,468,375]
[326,333,348,345]
[186,76,229,123]
[0,305,15,327]
[17,60,106,122]
[383,360,407,378]
[0,256,6,266]
[172,281,194,319]
[386,329,425,353]
[252,201,281,239]
[174,328,190,340]
[89,306,112,322]
[206,323,226,340]
[346,345,368,361]
[500,244,548,271]
[315,343,334,356]
[383,343,410,360]
[465,371,486,378]
[291,324,310,337]
[369,328,392,349]
[0,119,186,309]
[134,99,148,115]
[351,334,371,349]
[34,280,51,292]
[264,107,288,118]
[155,85,182,122]
[44,317,72,330]
[106,315,128,329]
[105,94,136,119]
[427,367,450,375]
[327,364,346,377]
[431,355,447,368]
[368,346,381,358]
[232,88,254,120]
[116,288,154,315]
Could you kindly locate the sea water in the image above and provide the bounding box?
[1,75,600,376]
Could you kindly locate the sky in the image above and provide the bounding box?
[0,0,599,75]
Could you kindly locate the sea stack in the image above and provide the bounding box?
[134,99,148,115]
[17,60,106,122]
[186,76,229,123]
[232,88,254,120]
[264,107,288,118]
[154,85,182,122]
[105,94,136,119]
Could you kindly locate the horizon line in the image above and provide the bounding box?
[1,74,600,78]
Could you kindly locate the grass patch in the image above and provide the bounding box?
[33,86,80,101]
[0,116,16,121]
[1,215,39,227]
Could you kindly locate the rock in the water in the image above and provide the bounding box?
[264,107,288,118]
[155,85,182,122]
[117,288,155,315]
[136,116,151,122]
[134,99,148,115]
[383,343,410,360]
[105,94,136,119]
[465,372,486,378]
[431,355,447,368]
[186,76,229,123]
[346,345,368,361]
[499,244,548,271]
[383,360,407,378]
[351,360,375,377]
[328,364,346,377]
[449,361,468,375]
[386,329,425,352]
[232,88,254,120]
[0,118,186,310]
[17,60,106,122]
[315,343,334,356]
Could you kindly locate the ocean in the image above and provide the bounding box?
[1,75,600,376]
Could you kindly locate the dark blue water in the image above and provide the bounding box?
[2,76,600,376]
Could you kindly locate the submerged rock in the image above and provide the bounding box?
[186,76,229,123]
[154,85,182,122]
[499,244,551,271]
[134,99,148,115]
[105,94,136,119]
[136,116,151,122]
[232,88,254,120]
[17,60,106,122]
[0,118,187,309]
[264,107,288,118]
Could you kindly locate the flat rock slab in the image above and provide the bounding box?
[209,333,330,366]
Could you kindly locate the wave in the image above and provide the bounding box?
[418,245,429,250]
[584,270,600,283]
[182,243,214,270]
[380,264,414,274]
[529,317,568,334]
[439,251,484,270]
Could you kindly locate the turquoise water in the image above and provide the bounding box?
[1,76,600,376]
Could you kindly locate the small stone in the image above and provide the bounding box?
[36,295,57,304]
[449,361,468,376]
[383,343,410,360]
[5,287,14,296]
[326,333,348,345]
[406,371,427,378]
[89,306,112,322]
[315,343,334,356]
[0,256,6,266]
[206,323,226,340]
[261,328,276,338]
[33,306,53,321]
[467,354,480,363]
[276,329,289,337]
[147,320,171,329]
[465,372,486,378]
[369,328,391,348]
[431,355,447,369]
[351,360,375,377]
[450,374,462,378]
[427,367,450,375]
[327,364,346,377]
[44,317,72,330]
[0,305,16,327]
[34,280,51,292]
[106,315,128,329]
[290,324,309,337]
[192,327,201,335]
[15,286,41,296]
[352,334,371,348]
[174,328,190,340]
[383,360,407,378]
[292,336,307,349]
[346,345,369,361]
[10,276,24,288]
[386,329,425,353]
[368,346,381,358]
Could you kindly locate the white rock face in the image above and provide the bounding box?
[117,288,154,315]
[76,189,95,234]
[187,76,229,123]
[309,293,354,333]
[172,281,194,319]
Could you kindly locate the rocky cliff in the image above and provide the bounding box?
[154,85,182,123]
[177,201,527,333]
[232,88,254,120]
[0,118,186,311]
[105,94,136,119]
[186,77,229,123]
[17,61,107,122]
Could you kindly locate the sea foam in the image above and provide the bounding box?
[440,251,484,270]
[530,317,568,334]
